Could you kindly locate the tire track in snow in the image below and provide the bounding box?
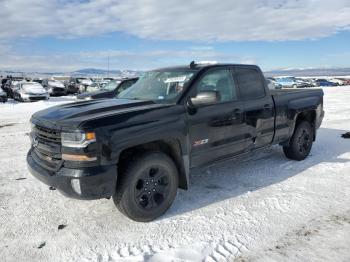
[207,236,250,261]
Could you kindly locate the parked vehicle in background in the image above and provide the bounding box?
[337,78,350,85]
[0,87,8,103]
[27,62,324,221]
[1,77,8,89]
[13,82,49,102]
[42,79,67,96]
[266,77,282,90]
[1,79,12,97]
[12,77,25,82]
[298,78,317,87]
[85,82,104,93]
[77,77,138,100]
[65,77,81,94]
[32,78,44,85]
[275,77,313,88]
[52,76,71,83]
[275,77,298,88]
[329,78,344,86]
[9,80,24,98]
[315,79,338,87]
[294,78,314,88]
[77,78,94,93]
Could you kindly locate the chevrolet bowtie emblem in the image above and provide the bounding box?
[33,138,39,148]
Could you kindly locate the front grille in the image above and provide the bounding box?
[34,125,61,144]
[29,97,46,101]
[32,124,62,171]
[32,149,62,172]
[53,88,65,92]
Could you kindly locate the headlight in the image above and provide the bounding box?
[21,92,29,98]
[61,131,96,148]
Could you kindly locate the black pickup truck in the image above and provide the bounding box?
[27,62,324,222]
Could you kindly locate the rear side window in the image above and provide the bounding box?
[236,67,265,100]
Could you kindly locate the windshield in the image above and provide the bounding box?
[117,70,196,103]
[101,80,121,91]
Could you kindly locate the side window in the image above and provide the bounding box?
[236,68,265,100]
[196,69,237,102]
[117,80,135,93]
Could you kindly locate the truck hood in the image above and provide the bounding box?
[31,98,167,130]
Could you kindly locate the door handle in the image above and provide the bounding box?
[230,108,242,121]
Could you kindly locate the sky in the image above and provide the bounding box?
[0,0,350,72]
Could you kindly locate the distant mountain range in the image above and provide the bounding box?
[1,67,350,78]
[0,68,142,78]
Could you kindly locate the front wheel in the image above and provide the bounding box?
[113,152,179,222]
[283,121,314,161]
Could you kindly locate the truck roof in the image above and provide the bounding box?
[153,62,258,72]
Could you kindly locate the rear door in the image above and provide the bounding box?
[235,66,275,149]
[187,67,249,167]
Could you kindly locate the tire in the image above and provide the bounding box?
[283,121,314,161]
[113,152,179,222]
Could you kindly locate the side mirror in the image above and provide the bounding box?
[189,91,220,108]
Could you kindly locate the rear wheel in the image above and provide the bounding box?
[283,121,314,161]
[113,152,178,222]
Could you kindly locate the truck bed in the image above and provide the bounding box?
[270,87,324,145]
[270,87,323,97]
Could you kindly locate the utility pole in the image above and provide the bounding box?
[107,55,110,78]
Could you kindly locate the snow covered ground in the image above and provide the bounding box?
[0,87,349,262]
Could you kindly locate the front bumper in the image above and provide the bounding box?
[49,88,67,96]
[22,94,48,101]
[27,150,117,200]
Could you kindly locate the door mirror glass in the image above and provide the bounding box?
[189,91,220,107]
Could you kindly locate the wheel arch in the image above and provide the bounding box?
[117,139,189,190]
[293,110,317,141]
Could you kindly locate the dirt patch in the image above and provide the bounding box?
[342,132,350,138]
[237,210,350,261]
[58,224,67,230]
[37,242,46,249]
[0,123,16,129]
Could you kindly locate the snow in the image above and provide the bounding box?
[0,87,350,262]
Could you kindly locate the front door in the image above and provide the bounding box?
[187,67,249,167]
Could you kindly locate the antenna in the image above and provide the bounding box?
[189,61,196,69]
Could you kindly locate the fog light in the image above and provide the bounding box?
[71,179,81,195]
